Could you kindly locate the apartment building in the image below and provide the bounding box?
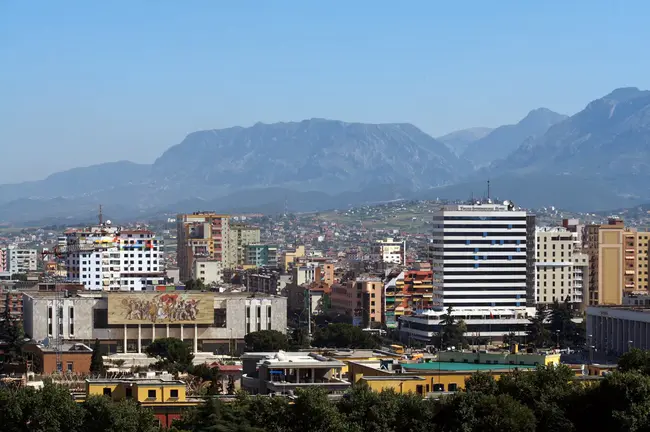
[192,259,223,285]
[0,286,23,321]
[582,218,650,305]
[65,225,163,291]
[535,227,589,308]
[430,202,534,312]
[371,238,406,265]
[6,247,37,274]
[330,277,383,328]
[177,213,231,281]
[245,244,278,268]
[228,224,261,267]
[0,249,7,272]
[384,263,441,328]
[281,245,306,271]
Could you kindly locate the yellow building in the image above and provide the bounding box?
[347,350,560,395]
[583,218,650,305]
[85,377,200,428]
[349,360,537,394]
[317,349,403,378]
[282,245,305,271]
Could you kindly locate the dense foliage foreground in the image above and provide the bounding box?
[5,351,650,432]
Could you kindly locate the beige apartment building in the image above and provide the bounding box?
[535,227,589,309]
[330,277,383,328]
[281,245,306,271]
[228,224,261,267]
[177,213,231,282]
[583,218,650,306]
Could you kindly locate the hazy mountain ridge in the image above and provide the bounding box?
[491,87,650,198]
[437,127,493,156]
[2,88,650,224]
[461,108,568,168]
[151,118,466,191]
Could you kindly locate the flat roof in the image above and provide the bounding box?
[86,378,185,385]
[360,376,425,381]
[401,362,536,372]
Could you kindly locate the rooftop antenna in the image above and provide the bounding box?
[469,191,474,205]
[487,180,491,202]
[98,205,104,225]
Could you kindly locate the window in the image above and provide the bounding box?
[125,388,132,398]
[170,389,179,398]
[448,383,458,391]
[93,309,109,329]
[213,309,227,328]
[66,362,73,372]
[148,389,156,398]
[103,388,112,396]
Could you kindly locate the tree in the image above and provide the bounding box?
[289,327,310,349]
[503,332,518,347]
[184,279,206,291]
[244,330,289,352]
[465,371,498,395]
[145,338,194,372]
[527,305,550,348]
[226,375,236,395]
[90,339,105,374]
[440,306,466,349]
[311,323,379,349]
[0,382,85,432]
[82,396,159,432]
[549,298,578,348]
[618,348,650,374]
[188,364,222,395]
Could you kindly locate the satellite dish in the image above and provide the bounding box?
[106,220,112,225]
[503,200,510,206]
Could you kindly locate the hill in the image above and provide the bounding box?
[491,87,650,200]
[461,108,568,167]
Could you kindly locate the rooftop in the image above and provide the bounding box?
[401,362,536,372]
[86,377,185,385]
[243,351,346,368]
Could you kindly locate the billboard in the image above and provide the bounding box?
[108,293,214,324]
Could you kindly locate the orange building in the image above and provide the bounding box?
[330,277,383,327]
[22,342,93,375]
[385,263,440,328]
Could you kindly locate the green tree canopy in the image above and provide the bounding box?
[89,339,105,374]
[311,323,379,349]
[244,330,289,352]
[145,337,194,372]
[440,306,466,349]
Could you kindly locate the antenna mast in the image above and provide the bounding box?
[98,205,104,225]
[487,180,491,201]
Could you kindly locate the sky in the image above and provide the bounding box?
[1,0,649,183]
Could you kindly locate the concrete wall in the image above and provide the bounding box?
[24,294,287,353]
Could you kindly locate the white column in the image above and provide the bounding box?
[123,324,128,353]
[152,324,155,341]
[311,368,315,383]
[166,324,169,338]
[180,324,184,341]
[137,324,142,353]
[193,324,198,353]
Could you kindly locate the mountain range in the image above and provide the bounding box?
[2,87,650,224]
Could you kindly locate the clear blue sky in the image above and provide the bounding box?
[1,0,649,183]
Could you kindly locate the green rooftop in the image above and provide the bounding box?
[401,362,537,372]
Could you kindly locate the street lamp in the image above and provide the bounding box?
[555,330,561,349]
[628,340,634,353]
